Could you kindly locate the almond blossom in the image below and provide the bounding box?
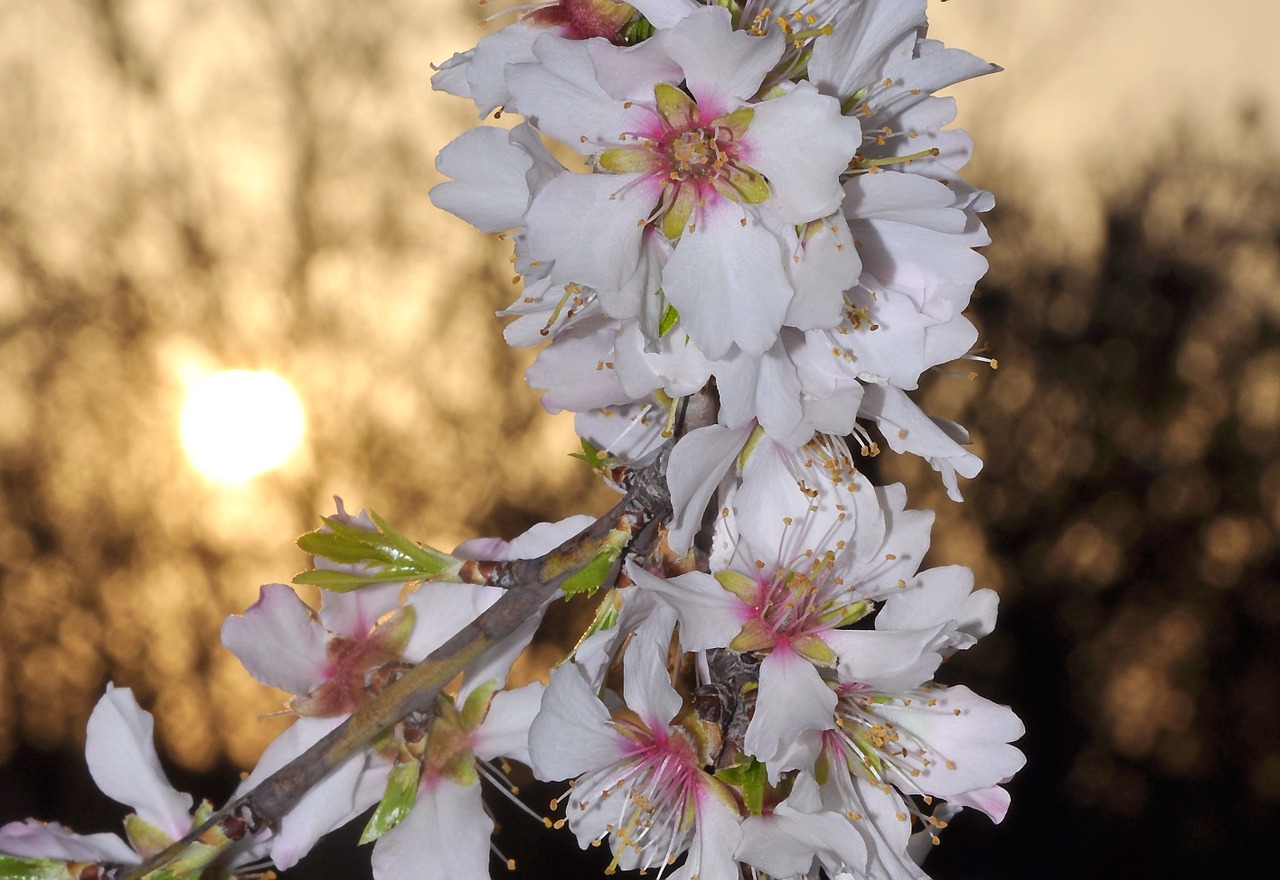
[0,686,258,877]
[490,5,862,359]
[529,609,743,880]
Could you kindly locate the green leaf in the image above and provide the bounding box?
[291,569,410,592]
[0,855,73,880]
[359,760,423,845]
[714,756,767,815]
[294,509,460,590]
[560,529,628,597]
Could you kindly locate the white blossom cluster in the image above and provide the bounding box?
[0,3,1023,880]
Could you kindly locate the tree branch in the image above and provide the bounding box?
[116,442,678,880]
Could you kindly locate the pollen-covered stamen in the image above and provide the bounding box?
[540,282,592,337]
[827,684,961,795]
[847,146,941,175]
[562,714,725,875]
[476,759,561,829]
[731,562,871,660]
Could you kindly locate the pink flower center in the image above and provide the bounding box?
[599,83,768,240]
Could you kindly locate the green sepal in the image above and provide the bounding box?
[817,598,872,629]
[712,106,754,141]
[715,569,759,604]
[124,813,172,860]
[728,617,776,653]
[790,633,836,666]
[359,759,422,845]
[599,147,654,174]
[714,756,768,815]
[840,85,869,116]
[735,424,766,472]
[661,185,697,241]
[563,589,622,665]
[658,304,680,337]
[0,855,73,880]
[712,160,769,205]
[294,510,459,591]
[460,680,499,732]
[654,82,697,129]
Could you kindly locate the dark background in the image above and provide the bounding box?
[3,2,1279,877]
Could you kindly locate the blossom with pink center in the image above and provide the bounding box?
[223,579,503,870]
[796,681,1024,878]
[631,432,1001,774]
[529,614,743,880]
[507,4,861,359]
[225,510,592,874]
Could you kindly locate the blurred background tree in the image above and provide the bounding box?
[2,1,1278,877]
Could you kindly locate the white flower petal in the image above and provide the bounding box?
[663,6,781,112]
[472,682,546,765]
[318,582,403,642]
[737,800,868,878]
[85,686,192,843]
[662,208,791,358]
[877,565,998,651]
[668,788,743,880]
[827,626,945,691]
[507,35,638,150]
[402,583,504,662]
[628,0,699,29]
[809,0,924,99]
[859,384,981,500]
[0,821,138,865]
[526,173,654,293]
[620,603,683,729]
[744,649,836,772]
[371,780,492,880]
[745,83,860,223]
[529,663,625,782]
[430,126,539,233]
[626,561,743,652]
[665,422,753,556]
[243,717,385,871]
[221,584,330,696]
[874,685,1025,807]
[527,322,630,414]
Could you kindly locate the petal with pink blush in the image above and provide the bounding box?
[221,583,330,696]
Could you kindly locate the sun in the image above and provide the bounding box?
[179,369,306,485]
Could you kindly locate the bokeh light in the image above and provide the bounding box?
[179,370,306,485]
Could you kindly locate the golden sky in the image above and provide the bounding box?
[931,0,1280,252]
